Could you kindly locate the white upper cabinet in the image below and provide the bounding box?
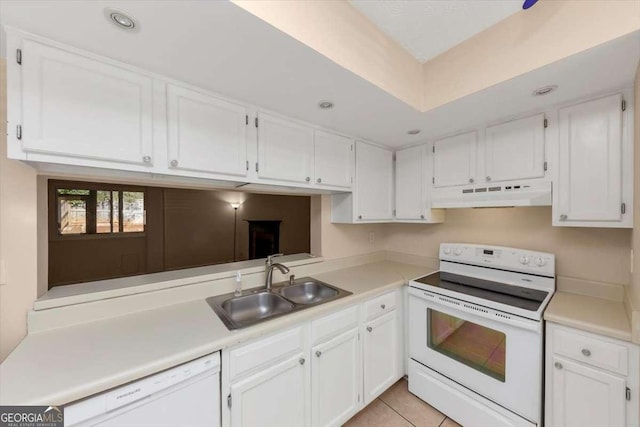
[433,131,477,187]
[167,84,248,177]
[257,112,314,184]
[555,93,632,227]
[355,141,394,221]
[314,130,353,189]
[20,39,154,165]
[395,144,444,223]
[484,114,546,183]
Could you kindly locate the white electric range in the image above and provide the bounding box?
[408,243,555,427]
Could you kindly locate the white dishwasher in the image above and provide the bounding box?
[64,352,220,427]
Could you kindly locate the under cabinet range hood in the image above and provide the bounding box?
[431,181,552,208]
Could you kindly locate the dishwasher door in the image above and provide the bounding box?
[65,352,220,427]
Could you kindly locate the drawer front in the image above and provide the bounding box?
[364,291,397,321]
[229,326,305,381]
[553,327,629,375]
[311,305,359,346]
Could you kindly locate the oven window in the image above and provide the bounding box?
[428,309,506,382]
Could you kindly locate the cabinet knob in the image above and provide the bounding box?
[317,178,322,183]
[366,326,373,332]
[305,177,310,182]
[469,178,475,184]
[554,362,563,370]
[420,215,425,219]
[315,351,322,358]
[358,215,362,220]
[142,155,152,163]
[560,214,568,221]
[299,358,305,365]
[581,348,591,357]
[170,159,178,167]
[486,176,491,182]
[380,304,386,309]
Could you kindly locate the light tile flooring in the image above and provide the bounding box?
[344,379,462,427]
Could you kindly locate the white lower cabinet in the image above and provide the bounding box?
[363,311,398,403]
[222,291,403,427]
[230,353,308,427]
[546,323,640,427]
[312,328,361,427]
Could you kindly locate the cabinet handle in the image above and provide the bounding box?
[142,155,152,163]
[581,348,591,357]
[170,159,178,167]
[560,214,568,221]
[486,176,491,182]
[315,351,322,358]
[366,326,373,332]
[305,177,310,182]
[299,358,305,365]
[380,304,386,309]
[317,178,322,183]
[469,178,474,184]
[554,362,563,370]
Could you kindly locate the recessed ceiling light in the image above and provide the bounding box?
[104,8,139,32]
[407,129,421,135]
[532,85,558,96]
[318,101,334,109]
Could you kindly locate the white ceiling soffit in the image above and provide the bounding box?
[0,1,639,148]
[349,0,522,63]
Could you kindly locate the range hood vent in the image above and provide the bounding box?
[432,181,551,208]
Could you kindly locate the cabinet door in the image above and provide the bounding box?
[433,131,477,187]
[363,311,398,403]
[230,353,308,427]
[557,94,623,222]
[21,39,153,165]
[167,84,247,177]
[550,356,625,427]
[314,130,353,188]
[311,328,361,427]
[257,113,314,184]
[395,145,425,220]
[484,114,545,183]
[355,142,394,221]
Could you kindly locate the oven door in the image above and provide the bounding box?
[408,286,542,423]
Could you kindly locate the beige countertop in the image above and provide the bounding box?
[544,291,632,342]
[0,260,432,406]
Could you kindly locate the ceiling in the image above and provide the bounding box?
[1,1,639,148]
[349,0,522,63]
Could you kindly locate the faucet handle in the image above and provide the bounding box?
[266,253,284,266]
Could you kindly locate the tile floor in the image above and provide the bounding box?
[344,378,462,427]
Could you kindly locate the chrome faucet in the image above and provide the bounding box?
[265,263,290,292]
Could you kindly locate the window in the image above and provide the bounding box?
[54,183,145,236]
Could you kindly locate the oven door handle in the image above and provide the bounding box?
[409,286,540,332]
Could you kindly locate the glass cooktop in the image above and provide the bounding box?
[413,271,548,312]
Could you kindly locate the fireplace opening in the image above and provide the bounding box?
[247,220,282,260]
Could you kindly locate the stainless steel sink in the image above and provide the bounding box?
[206,277,351,330]
[279,280,338,305]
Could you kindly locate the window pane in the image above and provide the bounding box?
[123,191,144,232]
[428,309,506,382]
[58,198,86,235]
[112,191,120,233]
[96,190,112,233]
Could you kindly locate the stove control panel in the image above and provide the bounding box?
[439,243,555,277]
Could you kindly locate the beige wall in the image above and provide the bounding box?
[0,60,39,361]
[630,61,640,341]
[386,207,632,287]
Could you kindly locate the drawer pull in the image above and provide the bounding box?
[315,351,322,358]
[380,304,386,309]
[366,326,373,332]
[299,358,305,365]
[554,362,563,370]
[581,348,592,357]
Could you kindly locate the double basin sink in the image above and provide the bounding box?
[206,278,352,330]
